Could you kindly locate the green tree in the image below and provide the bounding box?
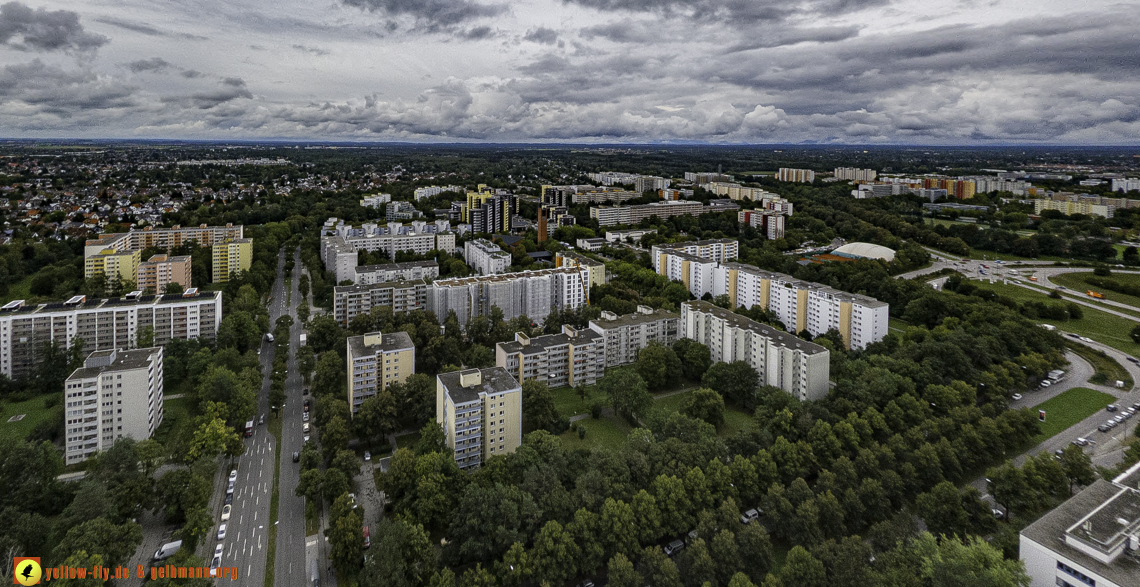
[636,341,682,391]
[187,417,244,463]
[638,546,683,587]
[702,361,760,409]
[356,390,400,446]
[327,493,364,574]
[521,380,562,434]
[361,518,435,587]
[736,522,774,584]
[459,564,497,587]
[322,415,350,462]
[415,421,450,455]
[601,369,652,424]
[296,468,324,504]
[530,520,580,585]
[607,553,642,587]
[677,536,716,587]
[727,573,758,587]
[52,517,142,568]
[52,551,105,587]
[681,388,725,429]
[710,529,742,586]
[780,546,826,587]
[599,498,640,561]
[1058,446,1096,494]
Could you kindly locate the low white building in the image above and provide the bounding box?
[360,193,392,208]
[464,239,512,276]
[64,347,164,464]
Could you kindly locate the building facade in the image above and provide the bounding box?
[333,280,429,325]
[360,193,392,208]
[64,347,163,464]
[588,306,679,368]
[1034,198,1115,218]
[1019,462,1140,587]
[427,266,590,327]
[436,367,522,470]
[211,238,252,282]
[346,331,415,414]
[833,168,878,181]
[136,254,192,294]
[84,248,141,286]
[465,239,512,276]
[651,239,740,273]
[320,220,456,283]
[354,261,439,286]
[739,210,785,240]
[590,201,711,226]
[777,168,816,183]
[555,251,605,288]
[84,224,244,258]
[495,325,604,388]
[681,301,830,401]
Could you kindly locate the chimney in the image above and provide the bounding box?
[515,332,530,346]
[459,368,482,388]
[562,324,577,337]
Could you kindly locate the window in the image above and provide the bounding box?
[1056,562,1095,587]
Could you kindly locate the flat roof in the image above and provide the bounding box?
[684,300,829,355]
[557,251,603,266]
[0,290,218,316]
[589,309,678,330]
[432,266,583,287]
[335,279,427,294]
[67,348,160,379]
[497,330,601,355]
[721,262,888,309]
[347,331,415,356]
[438,367,520,404]
[355,260,439,273]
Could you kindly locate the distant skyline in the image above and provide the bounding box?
[1,0,1138,144]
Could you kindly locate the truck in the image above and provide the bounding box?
[299,333,307,346]
[244,420,254,437]
[1087,290,1105,299]
[1047,369,1066,382]
[153,540,183,562]
[1029,276,1038,282]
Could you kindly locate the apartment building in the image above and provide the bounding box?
[1019,461,1140,587]
[320,220,456,283]
[136,254,191,294]
[84,224,244,258]
[354,261,439,286]
[346,331,415,413]
[922,178,977,200]
[1111,178,1140,193]
[427,266,590,327]
[436,367,522,470]
[462,186,515,234]
[685,172,734,183]
[465,239,512,275]
[386,201,422,220]
[211,238,253,282]
[84,248,141,285]
[590,201,710,227]
[495,325,604,388]
[605,229,656,244]
[360,193,392,208]
[333,279,428,325]
[700,182,781,202]
[833,168,877,182]
[777,168,816,183]
[63,346,163,464]
[0,289,221,379]
[681,301,830,401]
[1034,198,1115,218]
[651,239,739,273]
[739,210,785,240]
[634,176,671,193]
[555,251,605,288]
[414,185,463,200]
[588,306,679,368]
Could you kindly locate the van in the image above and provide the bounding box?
[311,560,320,587]
[153,540,183,562]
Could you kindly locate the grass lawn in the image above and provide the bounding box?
[1051,271,1140,310]
[1066,341,1133,388]
[1032,387,1116,440]
[888,317,911,333]
[559,416,631,451]
[968,280,1140,356]
[395,431,421,451]
[0,394,54,444]
[0,274,34,305]
[653,390,755,437]
[552,385,603,419]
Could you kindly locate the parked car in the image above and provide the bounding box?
[740,509,760,524]
[221,505,231,521]
[1011,393,1023,401]
[363,525,370,549]
[303,423,310,433]
[304,435,310,443]
[217,523,227,540]
[224,493,233,505]
[1073,438,1089,446]
[1067,333,1081,339]
[226,480,235,494]
[229,470,238,483]
[303,412,310,423]
[1040,380,1052,388]
[664,539,685,557]
[576,581,595,587]
[364,451,371,462]
[1108,404,1119,412]
[992,509,1005,519]
[1127,357,1140,364]
[293,451,300,463]
[1099,424,1111,432]
[1115,415,1125,424]
[259,414,266,425]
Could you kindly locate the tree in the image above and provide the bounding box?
[599,498,639,561]
[681,388,725,429]
[710,529,743,586]
[313,351,347,397]
[636,342,682,391]
[415,421,450,455]
[361,518,434,587]
[521,380,562,434]
[637,546,683,587]
[187,417,244,463]
[728,573,758,587]
[601,369,652,424]
[296,469,324,504]
[677,537,715,587]
[736,522,774,584]
[529,520,580,586]
[702,361,760,409]
[678,340,712,380]
[52,550,106,587]
[445,483,540,566]
[780,546,826,587]
[607,553,642,587]
[322,415,350,461]
[327,493,364,574]
[52,517,142,568]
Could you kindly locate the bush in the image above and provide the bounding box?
[591,402,604,419]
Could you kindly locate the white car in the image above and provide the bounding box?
[1040,380,1052,388]
[303,412,309,423]
[304,434,310,443]
[1011,393,1023,401]
[217,523,227,540]
[221,505,231,521]
[214,544,224,559]
[229,470,238,483]
[303,423,310,433]
[1080,337,1093,343]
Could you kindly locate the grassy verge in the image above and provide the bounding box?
[654,390,755,437]
[395,431,421,451]
[1067,342,1133,387]
[306,502,320,537]
[1051,271,1140,309]
[965,248,1072,262]
[264,412,283,587]
[0,394,54,444]
[969,280,1140,356]
[560,416,631,450]
[1032,387,1116,440]
[0,274,34,304]
[551,385,603,419]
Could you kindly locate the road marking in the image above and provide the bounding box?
[248,565,252,577]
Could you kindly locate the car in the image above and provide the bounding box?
[1098,424,1110,432]
[1133,402,1140,410]
[1058,286,1067,290]
[221,505,231,521]
[664,539,685,557]
[214,544,224,559]
[303,412,309,422]
[217,523,227,540]
[992,508,1005,519]
[303,423,310,433]
[1067,333,1081,339]
[259,414,266,425]
[1108,404,1119,412]
[1011,393,1023,401]
[1040,380,1052,388]
[363,525,370,549]
[576,581,595,587]
[293,451,301,463]
[1115,415,1125,424]
[740,509,760,524]
[210,557,221,575]
[1107,419,1117,429]
[1080,337,1093,343]
[227,479,235,493]
[304,435,310,443]
[348,493,356,505]
[1073,438,1089,446]
[303,388,309,396]
[1128,357,1140,364]
[229,470,238,483]
[364,451,371,462]
[224,493,233,505]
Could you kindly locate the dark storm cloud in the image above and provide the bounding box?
[459,25,494,40]
[0,59,136,114]
[341,0,506,28]
[127,57,171,73]
[0,2,108,52]
[292,44,329,56]
[563,0,889,24]
[181,69,204,79]
[163,77,253,109]
[523,27,558,44]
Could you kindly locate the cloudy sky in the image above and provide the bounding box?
[1,0,1138,143]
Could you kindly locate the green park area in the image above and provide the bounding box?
[1032,387,1116,440]
[0,394,53,444]
[1050,271,1140,310]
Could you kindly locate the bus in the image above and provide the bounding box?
[244,420,254,437]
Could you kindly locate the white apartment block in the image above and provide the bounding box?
[320,219,456,283]
[427,266,590,327]
[681,301,830,401]
[360,193,392,208]
[833,168,878,182]
[354,261,439,285]
[1019,461,1140,587]
[1034,199,1115,219]
[1111,178,1140,193]
[605,229,657,244]
[495,325,604,389]
[436,367,523,470]
[464,239,512,276]
[651,239,739,273]
[686,172,734,183]
[333,280,428,326]
[738,210,785,240]
[85,224,243,258]
[64,347,163,464]
[588,171,643,186]
[0,290,221,379]
[700,182,783,204]
[590,201,710,226]
[346,331,415,413]
[777,168,816,183]
[588,306,679,368]
[634,176,671,193]
[414,185,464,200]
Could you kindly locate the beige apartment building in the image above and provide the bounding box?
[495,325,604,389]
[436,367,522,470]
[346,331,415,414]
[333,280,428,326]
[588,306,680,368]
[212,238,253,283]
[84,224,244,258]
[136,255,191,294]
[554,251,606,288]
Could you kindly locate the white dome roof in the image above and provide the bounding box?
[832,242,896,262]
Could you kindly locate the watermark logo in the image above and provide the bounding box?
[13,558,41,586]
